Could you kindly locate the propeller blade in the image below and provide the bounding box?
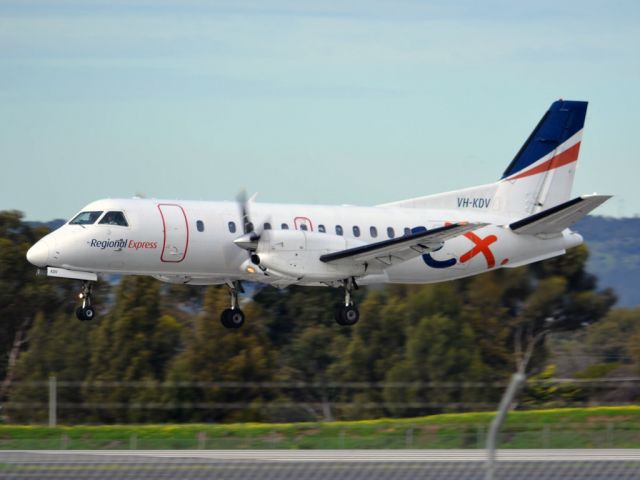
[236,190,254,234]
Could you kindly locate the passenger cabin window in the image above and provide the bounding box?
[196,220,205,232]
[99,211,128,227]
[69,211,103,225]
[318,224,326,233]
[300,224,308,231]
[404,227,411,236]
[370,226,378,238]
[264,222,272,230]
[387,227,395,238]
[353,226,361,237]
[228,221,237,233]
[335,225,343,236]
[281,223,289,230]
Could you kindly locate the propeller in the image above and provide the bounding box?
[233,191,263,263]
[237,190,255,235]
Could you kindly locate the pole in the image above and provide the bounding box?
[48,375,57,428]
[484,372,525,480]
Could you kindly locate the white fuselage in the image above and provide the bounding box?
[30,197,582,287]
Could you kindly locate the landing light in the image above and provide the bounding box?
[246,266,256,274]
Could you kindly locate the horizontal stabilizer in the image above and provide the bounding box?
[509,194,611,235]
[320,222,485,266]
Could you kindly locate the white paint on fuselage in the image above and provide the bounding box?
[36,197,581,287]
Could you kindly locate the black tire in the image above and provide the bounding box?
[83,306,96,321]
[227,309,245,328]
[342,305,359,326]
[220,309,231,328]
[76,307,86,321]
[220,308,245,329]
[335,305,359,326]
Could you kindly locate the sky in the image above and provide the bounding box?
[1,0,638,221]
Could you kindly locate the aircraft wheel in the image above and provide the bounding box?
[335,305,359,326]
[83,306,96,320]
[221,308,245,329]
[76,306,96,321]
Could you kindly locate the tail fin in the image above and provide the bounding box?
[380,100,589,218]
[498,99,587,216]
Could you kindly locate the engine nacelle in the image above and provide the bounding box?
[254,230,367,281]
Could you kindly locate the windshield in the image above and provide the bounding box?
[69,211,103,225]
[99,211,128,227]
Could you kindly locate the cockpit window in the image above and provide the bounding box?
[69,211,103,225]
[99,211,129,227]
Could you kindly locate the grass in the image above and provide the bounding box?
[1,406,640,450]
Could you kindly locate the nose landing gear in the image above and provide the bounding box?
[335,278,360,326]
[220,280,245,329]
[76,281,96,321]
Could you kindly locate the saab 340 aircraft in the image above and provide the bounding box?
[27,100,610,328]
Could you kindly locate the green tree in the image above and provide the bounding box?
[585,308,640,363]
[165,286,275,422]
[0,211,75,410]
[383,312,488,416]
[84,276,182,422]
[7,310,96,423]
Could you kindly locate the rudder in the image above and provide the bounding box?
[497,100,588,216]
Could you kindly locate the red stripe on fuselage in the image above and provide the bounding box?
[507,141,581,181]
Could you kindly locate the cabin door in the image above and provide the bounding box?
[158,204,189,262]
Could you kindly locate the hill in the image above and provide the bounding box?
[575,216,640,306]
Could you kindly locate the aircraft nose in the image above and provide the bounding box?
[26,239,50,268]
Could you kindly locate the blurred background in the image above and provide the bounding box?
[1,211,640,452]
[1,2,640,477]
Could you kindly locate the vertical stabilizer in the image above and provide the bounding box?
[496,100,587,216]
[379,100,589,219]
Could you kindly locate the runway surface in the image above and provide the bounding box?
[1,450,639,479]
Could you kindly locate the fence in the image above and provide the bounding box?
[3,377,640,425]
[2,424,638,451]
[1,377,640,451]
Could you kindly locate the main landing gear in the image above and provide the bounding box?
[76,281,96,321]
[220,280,245,329]
[335,278,360,326]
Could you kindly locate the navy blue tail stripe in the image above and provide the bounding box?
[501,100,588,179]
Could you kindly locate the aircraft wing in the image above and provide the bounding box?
[319,222,486,267]
[510,194,611,235]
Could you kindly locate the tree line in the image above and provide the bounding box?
[2,210,637,425]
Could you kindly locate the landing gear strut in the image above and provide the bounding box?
[335,278,360,326]
[220,280,245,329]
[76,281,96,321]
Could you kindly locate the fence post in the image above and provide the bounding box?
[477,425,484,449]
[543,424,550,449]
[198,431,207,449]
[405,426,414,448]
[485,372,525,480]
[48,376,57,428]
